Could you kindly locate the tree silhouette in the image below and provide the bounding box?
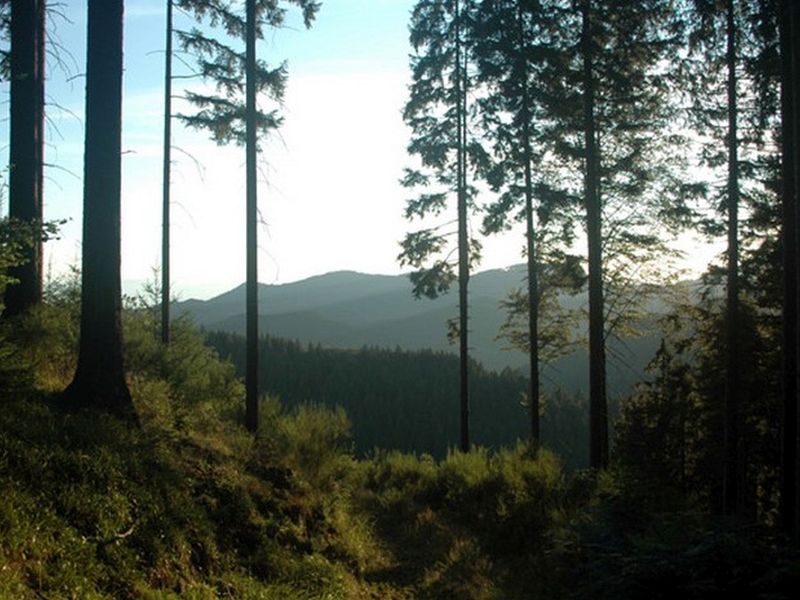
[63,0,134,418]
[400,0,483,452]
[174,0,318,431]
[540,0,685,469]
[161,0,174,345]
[3,0,45,317]
[245,0,258,431]
[471,0,584,447]
[779,0,800,540]
[682,0,780,516]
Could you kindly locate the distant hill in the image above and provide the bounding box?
[205,332,592,468]
[174,266,674,397]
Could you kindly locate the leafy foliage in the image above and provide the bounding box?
[0,217,62,391]
[0,217,59,302]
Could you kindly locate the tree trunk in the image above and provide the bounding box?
[581,0,607,470]
[723,0,741,517]
[64,0,133,418]
[455,0,470,453]
[245,0,259,433]
[779,0,798,541]
[4,0,44,316]
[161,0,173,345]
[517,1,540,448]
[792,0,800,544]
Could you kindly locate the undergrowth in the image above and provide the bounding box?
[1,292,798,598]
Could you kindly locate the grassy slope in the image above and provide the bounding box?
[1,301,798,599]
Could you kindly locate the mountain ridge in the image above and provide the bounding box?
[174,265,678,396]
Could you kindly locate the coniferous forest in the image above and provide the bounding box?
[2,0,800,598]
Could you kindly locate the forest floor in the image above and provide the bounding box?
[1,304,799,599]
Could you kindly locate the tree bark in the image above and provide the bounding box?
[792,0,800,544]
[517,1,540,448]
[4,0,44,316]
[723,0,741,517]
[245,0,259,433]
[455,0,470,453]
[581,0,608,470]
[779,0,798,541]
[161,0,173,345]
[64,0,133,418]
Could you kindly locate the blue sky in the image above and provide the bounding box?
[1,0,718,300]
[4,0,438,299]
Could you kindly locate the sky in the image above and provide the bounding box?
[0,0,721,300]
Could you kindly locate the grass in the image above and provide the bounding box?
[0,297,798,598]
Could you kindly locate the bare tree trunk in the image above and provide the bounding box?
[778,0,800,540]
[455,0,470,453]
[245,0,259,433]
[792,0,800,544]
[779,0,798,541]
[723,0,742,517]
[517,1,540,448]
[64,0,133,418]
[581,0,607,470]
[792,0,800,542]
[4,0,44,316]
[161,0,173,344]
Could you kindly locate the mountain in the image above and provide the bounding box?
[174,266,668,397]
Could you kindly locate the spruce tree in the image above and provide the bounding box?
[535,0,686,469]
[682,0,782,516]
[400,0,483,452]
[174,0,318,431]
[471,0,583,447]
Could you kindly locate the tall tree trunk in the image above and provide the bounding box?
[245,0,259,433]
[779,0,798,541]
[455,0,470,452]
[581,0,607,470]
[4,0,44,316]
[792,0,800,544]
[517,1,540,447]
[723,0,742,517]
[161,0,173,344]
[64,0,133,418]
[36,0,44,221]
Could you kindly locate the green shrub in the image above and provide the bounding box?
[256,399,354,491]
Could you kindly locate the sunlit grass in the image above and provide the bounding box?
[1,295,797,598]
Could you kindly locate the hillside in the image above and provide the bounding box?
[1,302,797,599]
[175,266,669,398]
[205,332,592,468]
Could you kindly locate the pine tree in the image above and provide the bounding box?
[471,0,583,447]
[535,0,686,469]
[681,0,782,516]
[623,0,785,519]
[400,0,484,452]
[63,0,134,418]
[174,0,318,431]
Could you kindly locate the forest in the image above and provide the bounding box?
[1,0,800,598]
